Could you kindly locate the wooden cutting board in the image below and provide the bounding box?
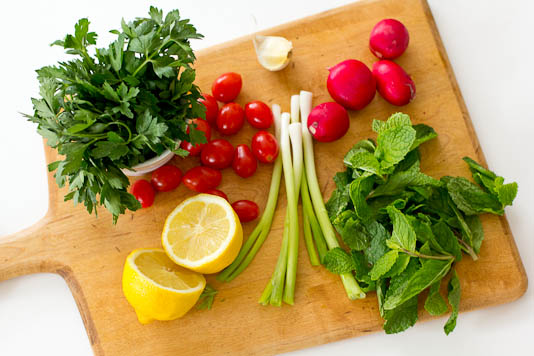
[0,0,527,354]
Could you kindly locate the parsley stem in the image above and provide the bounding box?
[400,248,454,261]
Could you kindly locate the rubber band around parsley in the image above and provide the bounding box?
[324,112,517,334]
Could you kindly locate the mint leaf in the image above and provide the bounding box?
[324,247,355,274]
[370,249,399,280]
[465,215,484,254]
[431,221,462,261]
[383,253,411,278]
[349,175,374,222]
[384,258,453,310]
[411,124,437,150]
[495,182,518,206]
[333,212,370,251]
[444,270,461,334]
[445,176,503,215]
[364,221,389,265]
[375,125,416,170]
[386,206,416,252]
[424,280,448,316]
[372,112,411,134]
[326,185,351,221]
[462,157,496,180]
[383,296,419,334]
[371,159,440,198]
[347,150,381,176]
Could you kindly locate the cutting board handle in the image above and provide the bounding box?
[0,215,65,282]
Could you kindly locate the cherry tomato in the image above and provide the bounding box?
[211,72,242,102]
[182,166,222,192]
[231,200,259,222]
[150,165,182,192]
[204,189,228,201]
[130,179,155,208]
[201,139,235,169]
[251,131,279,163]
[217,103,245,135]
[198,93,219,125]
[232,144,257,178]
[180,118,212,156]
[245,101,273,129]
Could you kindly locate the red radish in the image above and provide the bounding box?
[372,60,415,106]
[327,59,376,110]
[369,19,410,59]
[307,102,350,142]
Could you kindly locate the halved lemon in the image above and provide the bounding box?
[162,194,243,274]
[122,248,206,324]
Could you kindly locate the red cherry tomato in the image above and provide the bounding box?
[211,72,242,103]
[201,139,235,169]
[217,103,245,135]
[231,200,259,222]
[198,93,219,125]
[251,131,279,163]
[150,165,182,192]
[180,118,212,156]
[182,166,222,192]
[232,144,257,178]
[244,100,273,129]
[204,189,228,201]
[130,180,155,208]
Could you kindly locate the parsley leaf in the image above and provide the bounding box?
[197,284,218,310]
[26,7,205,223]
[324,247,355,274]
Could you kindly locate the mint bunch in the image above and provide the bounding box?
[324,113,517,334]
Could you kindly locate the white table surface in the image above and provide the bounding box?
[0,0,532,355]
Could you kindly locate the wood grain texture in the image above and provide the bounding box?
[0,0,527,354]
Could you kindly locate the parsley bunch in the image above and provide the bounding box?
[24,7,206,223]
[324,113,517,334]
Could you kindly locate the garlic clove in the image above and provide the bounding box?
[253,35,293,71]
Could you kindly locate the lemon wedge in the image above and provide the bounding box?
[162,194,243,274]
[253,35,293,71]
[122,248,206,324]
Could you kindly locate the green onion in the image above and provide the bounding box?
[299,90,365,300]
[217,104,283,282]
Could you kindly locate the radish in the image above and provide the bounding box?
[369,19,410,59]
[372,60,415,106]
[307,102,350,142]
[327,59,376,111]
